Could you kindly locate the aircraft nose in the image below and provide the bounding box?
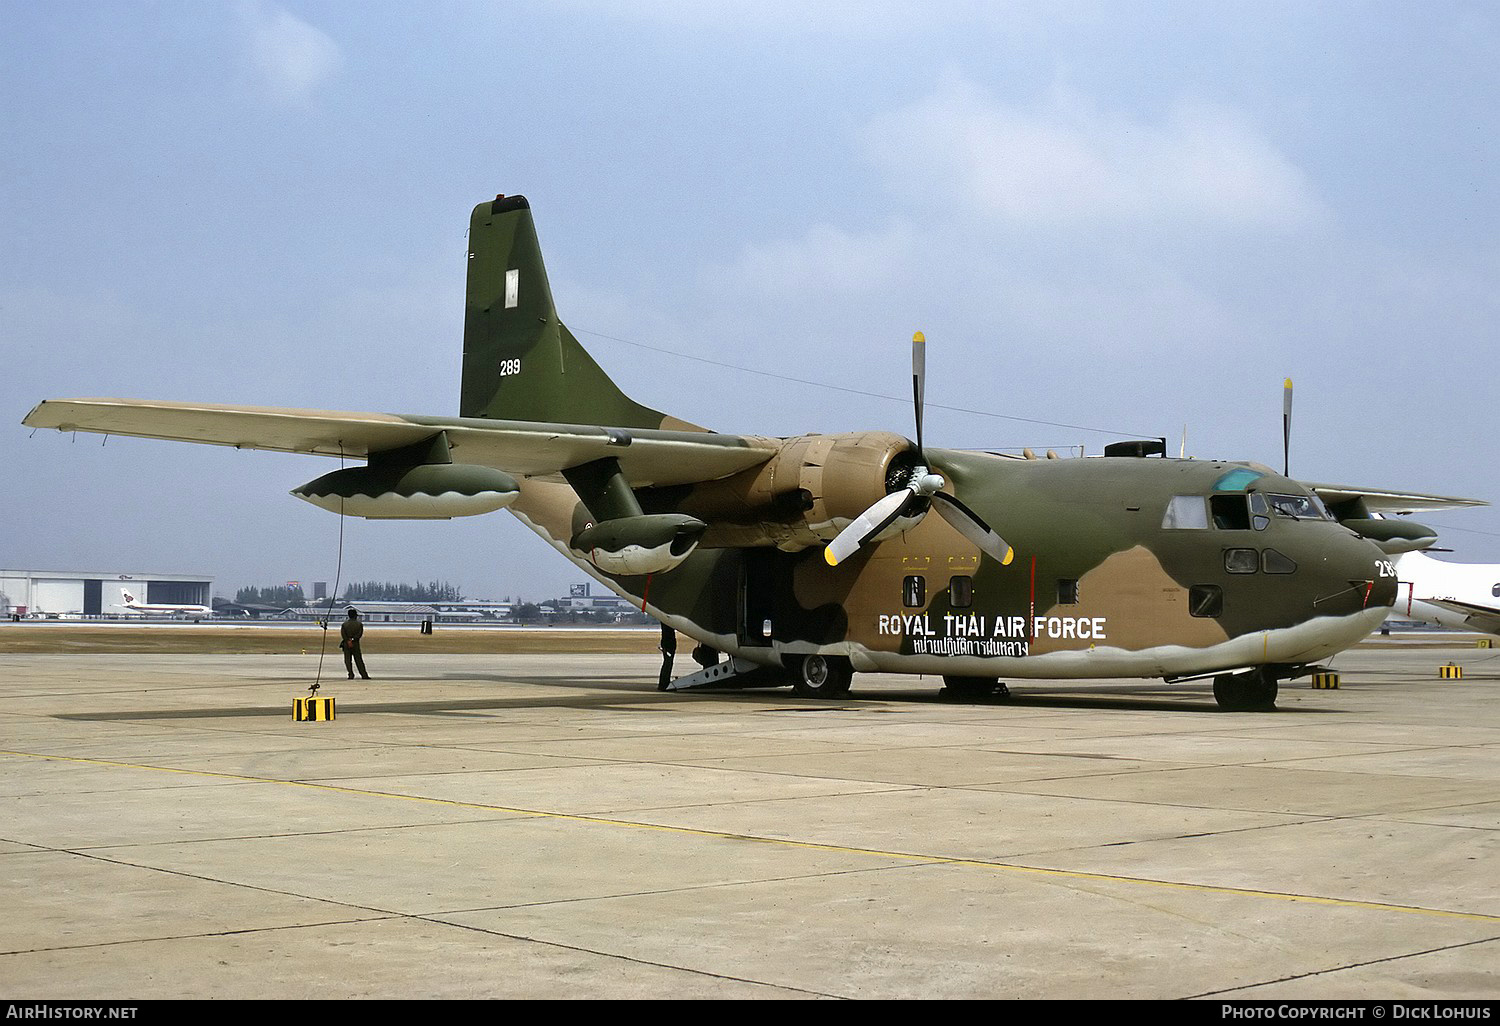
[1317,531,1397,615]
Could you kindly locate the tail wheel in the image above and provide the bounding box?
[789,654,853,698]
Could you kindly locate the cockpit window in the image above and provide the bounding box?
[1213,467,1264,492]
[1265,492,1331,520]
[1162,495,1209,529]
[1210,494,1251,530]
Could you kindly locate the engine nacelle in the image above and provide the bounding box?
[668,431,916,551]
[1342,517,1438,554]
[292,463,520,519]
[571,514,707,575]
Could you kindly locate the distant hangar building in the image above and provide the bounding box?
[0,569,213,618]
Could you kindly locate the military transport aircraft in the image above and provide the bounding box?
[23,194,1475,710]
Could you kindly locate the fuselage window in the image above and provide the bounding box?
[1493,584,1500,599]
[1262,548,1298,574]
[949,575,973,608]
[1189,584,1223,617]
[1211,495,1251,530]
[1057,578,1079,604]
[903,575,926,608]
[1162,495,1209,529]
[1224,548,1259,574]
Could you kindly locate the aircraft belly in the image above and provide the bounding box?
[845,605,1387,680]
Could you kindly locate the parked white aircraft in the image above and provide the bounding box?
[118,588,213,618]
[1391,551,1500,636]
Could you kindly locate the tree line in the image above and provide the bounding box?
[233,581,465,606]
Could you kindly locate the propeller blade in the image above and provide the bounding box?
[912,331,926,457]
[932,492,1014,566]
[1282,377,1293,477]
[824,489,915,567]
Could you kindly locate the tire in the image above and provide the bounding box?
[789,654,853,698]
[941,676,1003,700]
[1213,670,1278,711]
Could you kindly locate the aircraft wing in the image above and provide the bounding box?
[1304,482,1489,515]
[22,399,777,488]
[1417,597,1500,637]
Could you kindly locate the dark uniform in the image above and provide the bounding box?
[340,608,370,679]
[658,623,676,690]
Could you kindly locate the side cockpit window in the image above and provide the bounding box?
[1211,495,1251,530]
[1162,495,1209,529]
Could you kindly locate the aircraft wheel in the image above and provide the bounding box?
[1213,670,1279,712]
[940,676,1005,700]
[789,654,852,698]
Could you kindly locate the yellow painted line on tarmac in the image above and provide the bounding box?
[7,747,1499,926]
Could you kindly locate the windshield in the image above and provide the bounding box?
[1264,492,1331,520]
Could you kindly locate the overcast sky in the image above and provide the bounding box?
[5,1,1499,602]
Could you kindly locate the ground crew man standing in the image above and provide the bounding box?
[341,607,370,680]
[658,623,676,691]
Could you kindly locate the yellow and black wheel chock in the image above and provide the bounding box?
[1310,672,1340,689]
[1439,663,1464,680]
[294,684,336,720]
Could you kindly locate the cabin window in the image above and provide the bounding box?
[1211,495,1251,530]
[903,575,926,608]
[949,576,973,608]
[1162,495,1209,529]
[1493,584,1500,598]
[1189,585,1223,617]
[1263,549,1297,574]
[1224,548,1259,574]
[1057,578,1079,604]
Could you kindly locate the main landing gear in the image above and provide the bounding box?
[940,676,1011,701]
[1212,667,1279,711]
[786,653,853,698]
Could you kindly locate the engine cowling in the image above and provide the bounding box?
[1341,517,1438,554]
[671,431,917,551]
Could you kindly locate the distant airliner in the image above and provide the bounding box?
[118,588,212,618]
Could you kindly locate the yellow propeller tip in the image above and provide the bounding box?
[1001,549,1015,566]
[913,331,925,343]
[824,548,839,566]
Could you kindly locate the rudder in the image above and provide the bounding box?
[460,195,675,430]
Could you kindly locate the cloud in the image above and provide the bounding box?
[241,2,342,103]
[868,77,1325,231]
[703,221,917,297]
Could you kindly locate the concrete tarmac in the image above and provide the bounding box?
[1,636,1497,1000]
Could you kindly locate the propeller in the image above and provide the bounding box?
[1282,377,1293,476]
[824,332,1014,567]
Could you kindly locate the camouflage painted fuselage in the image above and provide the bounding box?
[505,447,1394,680]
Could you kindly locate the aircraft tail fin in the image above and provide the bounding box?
[461,196,694,431]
